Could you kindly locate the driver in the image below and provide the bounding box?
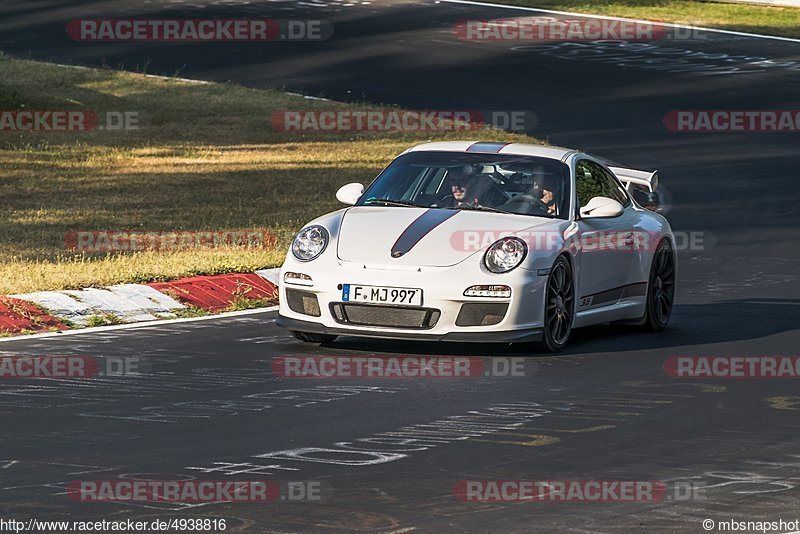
[442,166,480,207]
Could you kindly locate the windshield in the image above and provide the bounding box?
[357,151,570,219]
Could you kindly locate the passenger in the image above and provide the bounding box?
[532,174,558,216]
[496,172,559,216]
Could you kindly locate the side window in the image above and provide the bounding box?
[575,160,629,208]
[594,163,630,206]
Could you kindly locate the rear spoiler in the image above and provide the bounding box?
[609,166,659,193]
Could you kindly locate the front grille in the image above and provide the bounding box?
[455,303,509,327]
[330,303,440,329]
[285,288,321,317]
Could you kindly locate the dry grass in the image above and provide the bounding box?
[0,56,539,294]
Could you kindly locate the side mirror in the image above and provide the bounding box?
[336,183,364,206]
[638,191,661,212]
[579,196,624,219]
[626,183,661,212]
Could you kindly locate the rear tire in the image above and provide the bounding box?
[641,240,676,331]
[537,255,575,352]
[291,331,338,344]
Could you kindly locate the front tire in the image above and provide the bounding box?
[537,255,575,352]
[642,240,676,331]
[291,331,338,344]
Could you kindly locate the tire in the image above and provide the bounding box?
[291,331,338,344]
[641,239,676,331]
[537,255,575,352]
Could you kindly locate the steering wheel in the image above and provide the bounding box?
[499,194,550,215]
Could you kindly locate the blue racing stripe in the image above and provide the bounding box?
[466,142,510,154]
[391,209,459,257]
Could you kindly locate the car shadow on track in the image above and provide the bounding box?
[314,299,800,357]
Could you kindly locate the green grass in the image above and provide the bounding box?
[483,0,800,38]
[0,55,540,294]
[85,314,125,327]
[225,294,278,312]
[170,306,212,319]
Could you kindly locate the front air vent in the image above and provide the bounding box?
[285,289,321,317]
[455,303,509,327]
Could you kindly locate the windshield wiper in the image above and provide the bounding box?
[451,204,509,214]
[364,198,424,208]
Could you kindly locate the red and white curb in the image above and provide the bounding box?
[2,269,279,335]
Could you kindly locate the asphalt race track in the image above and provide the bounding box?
[2,0,800,531]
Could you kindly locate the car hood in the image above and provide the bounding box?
[336,206,560,267]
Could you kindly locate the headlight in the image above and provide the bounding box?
[484,237,527,273]
[292,225,329,262]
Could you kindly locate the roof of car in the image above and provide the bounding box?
[403,141,579,161]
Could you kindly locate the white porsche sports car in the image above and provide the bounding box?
[276,141,676,351]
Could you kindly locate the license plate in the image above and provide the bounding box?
[341,284,423,306]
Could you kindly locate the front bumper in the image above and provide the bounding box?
[277,256,550,343]
[276,314,543,342]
